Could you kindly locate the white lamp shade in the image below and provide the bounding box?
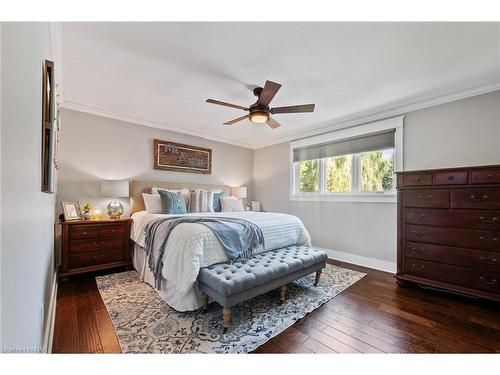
[101,180,129,198]
[230,186,247,199]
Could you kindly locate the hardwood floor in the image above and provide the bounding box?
[51,260,500,354]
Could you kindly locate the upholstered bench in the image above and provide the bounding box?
[198,245,328,333]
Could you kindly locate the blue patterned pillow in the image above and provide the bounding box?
[213,192,225,212]
[158,190,187,214]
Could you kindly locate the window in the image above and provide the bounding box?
[290,116,403,202]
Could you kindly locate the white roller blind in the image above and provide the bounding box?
[293,129,395,163]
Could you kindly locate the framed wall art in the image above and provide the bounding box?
[153,139,212,174]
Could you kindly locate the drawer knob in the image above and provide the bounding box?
[487,174,493,179]
[448,175,454,180]
[470,194,489,201]
[479,216,498,224]
[479,276,497,285]
[93,255,106,260]
[415,177,420,182]
[479,256,497,265]
[82,232,87,235]
[479,236,497,244]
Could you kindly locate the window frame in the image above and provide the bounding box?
[290,116,404,203]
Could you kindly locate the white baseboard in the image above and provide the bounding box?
[318,247,396,274]
[43,271,58,353]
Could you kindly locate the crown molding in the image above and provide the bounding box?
[62,82,500,150]
[255,82,500,149]
[61,101,256,149]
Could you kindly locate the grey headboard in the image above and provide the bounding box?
[130,180,230,214]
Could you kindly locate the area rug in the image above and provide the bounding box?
[95,264,365,353]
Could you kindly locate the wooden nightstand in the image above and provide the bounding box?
[60,218,132,280]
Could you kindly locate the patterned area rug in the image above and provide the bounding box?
[95,264,365,353]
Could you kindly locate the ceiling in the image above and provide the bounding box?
[61,22,500,149]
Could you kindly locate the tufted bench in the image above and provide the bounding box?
[198,245,328,332]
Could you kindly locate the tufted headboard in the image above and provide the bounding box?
[130,180,231,214]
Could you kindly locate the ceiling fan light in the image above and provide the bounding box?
[249,111,269,123]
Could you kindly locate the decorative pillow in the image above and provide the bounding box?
[158,190,188,214]
[142,193,162,214]
[220,196,245,212]
[189,190,215,213]
[212,191,225,212]
[151,187,190,211]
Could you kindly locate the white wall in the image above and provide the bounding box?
[57,109,254,215]
[1,23,56,352]
[253,91,500,272]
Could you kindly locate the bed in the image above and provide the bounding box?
[129,180,311,311]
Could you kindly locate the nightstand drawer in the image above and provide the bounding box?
[70,226,99,240]
[70,237,124,253]
[70,249,124,269]
[99,224,125,238]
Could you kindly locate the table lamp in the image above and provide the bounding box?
[101,180,129,219]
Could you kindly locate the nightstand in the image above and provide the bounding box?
[60,218,132,280]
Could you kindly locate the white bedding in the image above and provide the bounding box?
[130,211,311,311]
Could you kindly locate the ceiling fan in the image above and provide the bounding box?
[206,80,315,129]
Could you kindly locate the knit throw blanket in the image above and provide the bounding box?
[144,216,265,289]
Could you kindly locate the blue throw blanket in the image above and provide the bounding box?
[144,216,265,289]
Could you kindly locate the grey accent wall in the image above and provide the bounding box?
[253,91,500,270]
[57,109,254,216]
[1,23,56,352]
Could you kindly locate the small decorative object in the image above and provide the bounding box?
[61,201,82,221]
[251,201,261,212]
[81,203,93,220]
[91,208,104,220]
[153,139,212,174]
[101,180,130,219]
[230,186,250,210]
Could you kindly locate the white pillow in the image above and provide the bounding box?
[151,187,190,210]
[189,190,215,213]
[220,196,245,212]
[142,193,162,214]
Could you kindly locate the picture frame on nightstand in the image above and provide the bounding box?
[251,201,260,212]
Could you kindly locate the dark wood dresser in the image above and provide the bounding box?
[396,165,500,302]
[60,218,132,280]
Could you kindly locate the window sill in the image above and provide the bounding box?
[290,193,397,203]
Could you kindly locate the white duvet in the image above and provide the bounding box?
[130,211,311,311]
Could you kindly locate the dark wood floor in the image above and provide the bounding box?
[52,260,500,354]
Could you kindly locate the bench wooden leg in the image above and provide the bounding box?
[279,285,287,304]
[202,293,209,312]
[222,307,231,333]
[315,269,322,286]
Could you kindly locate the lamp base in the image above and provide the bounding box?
[107,199,124,220]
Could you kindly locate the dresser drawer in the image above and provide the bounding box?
[99,224,125,238]
[70,249,124,269]
[451,188,500,210]
[404,258,500,294]
[471,170,500,184]
[405,225,500,251]
[402,173,433,186]
[405,241,499,272]
[403,189,449,208]
[70,226,99,240]
[70,237,124,254]
[404,208,500,231]
[433,171,467,185]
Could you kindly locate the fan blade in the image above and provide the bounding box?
[223,115,249,125]
[206,99,248,111]
[271,104,315,114]
[266,117,282,129]
[258,80,282,106]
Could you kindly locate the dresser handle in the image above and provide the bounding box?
[427,195,432,199]
[479,216,498,224]
[479,256,497,265]
[415,177,420,182]
[470,194,489,201]
[479,276,497,285]
[412,230,425,236]
[479,236,497,244]
[82,232,87,236]
[448,175,454,180]
[487,174,493,179]
[93,254,106,260]
[411,263,425,269]
[411,247,425,252]
[417,195,432,200]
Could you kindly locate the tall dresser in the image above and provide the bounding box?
[396,165,500,302]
